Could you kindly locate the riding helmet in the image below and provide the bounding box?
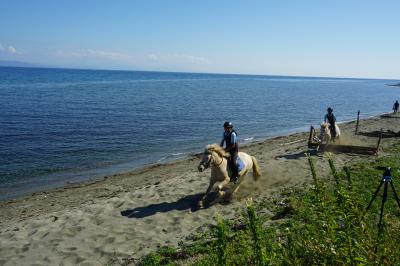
[327,107,333,112]
[223,121,233,128]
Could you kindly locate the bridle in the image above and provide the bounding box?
[319,125,326,139]
[320,123,335,141]
[320,123,330,138]
[199,150,223,170]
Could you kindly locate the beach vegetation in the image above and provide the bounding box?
[135,143,400,265]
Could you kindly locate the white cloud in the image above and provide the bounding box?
[0,43,19,54]
[85,49,130,60]
[148,54,159,61]
[57,49,130,61]
[147,53,210,64]
[56,49,210,70]
[7,46,17,54]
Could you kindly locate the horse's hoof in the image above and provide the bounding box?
[218,190,226,197]
[198,201,204,208]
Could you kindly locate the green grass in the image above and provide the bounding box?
[133,143,400,266]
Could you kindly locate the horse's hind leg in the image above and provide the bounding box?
[233,183,241,194]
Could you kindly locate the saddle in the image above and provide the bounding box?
[228,156,245,173]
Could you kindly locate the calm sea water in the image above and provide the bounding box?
[0,67,399,200]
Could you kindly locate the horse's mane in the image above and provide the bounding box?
[206,144,230,158]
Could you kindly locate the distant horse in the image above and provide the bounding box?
[320,122,341,143]
[197,144,261,208]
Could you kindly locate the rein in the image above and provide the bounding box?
[201,150,224,169]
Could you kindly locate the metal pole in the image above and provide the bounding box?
[363,180,384,219]
[378,181,388,228]
[389,181,400,210]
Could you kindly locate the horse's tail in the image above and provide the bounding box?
[336,124,341,137]
[251,156,262,181]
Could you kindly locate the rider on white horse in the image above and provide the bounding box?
[324,107,337,139]
[220,121,239,184]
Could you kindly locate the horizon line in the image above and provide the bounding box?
[0,60,399,81]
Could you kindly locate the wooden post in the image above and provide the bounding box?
[308,125,314,147]
[355,110,360,135]
[375,128,383,155]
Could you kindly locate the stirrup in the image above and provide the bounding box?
[231,176,240,184]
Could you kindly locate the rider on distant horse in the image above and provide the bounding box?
[220,121,239,183]
[393,100,399,113]
[324,107,337,139]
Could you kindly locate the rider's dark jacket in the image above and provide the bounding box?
[222,130,238,154]
[325,113,336,126]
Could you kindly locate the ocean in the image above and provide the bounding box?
[0,66,398,200]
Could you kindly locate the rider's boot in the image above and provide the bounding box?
[231,164,240,184]
[330,125,337,141]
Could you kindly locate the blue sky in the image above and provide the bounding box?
[0,0,399,78]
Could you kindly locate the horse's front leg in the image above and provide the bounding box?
[217,175,231,197]
[198,179,216,208]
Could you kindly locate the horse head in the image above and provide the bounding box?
[319,123,331,142]
[320,122,341,142]
[198,149,212,172]
[197,144,228,172]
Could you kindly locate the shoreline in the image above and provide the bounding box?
[1,110,392,202]
[0,112,393,210]
[1,113,400,265]
[0,124,332,202]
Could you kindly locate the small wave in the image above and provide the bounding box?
[242,137,254,142]
[171,152,185,156]
[157,156,168,162]
[157,152,186,162]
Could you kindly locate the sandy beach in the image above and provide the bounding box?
[1,114,399,265]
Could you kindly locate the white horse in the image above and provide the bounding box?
[320,122,341,143]
[197,144,261,208]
